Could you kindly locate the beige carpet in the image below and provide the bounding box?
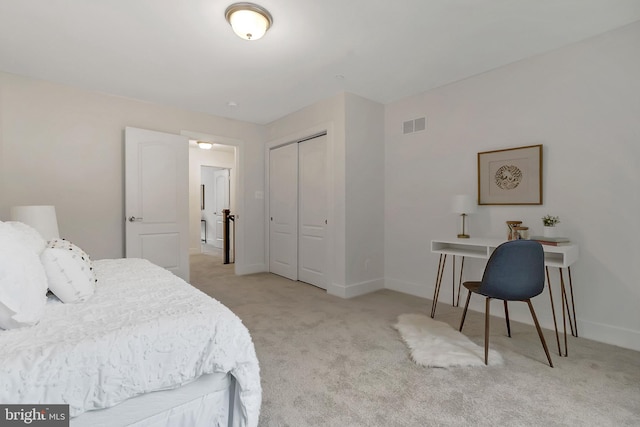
[190,253,640,426]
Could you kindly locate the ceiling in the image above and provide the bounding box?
[1,1,639,125]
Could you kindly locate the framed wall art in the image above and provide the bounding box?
[477,144,542,205]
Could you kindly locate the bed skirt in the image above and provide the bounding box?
[71,372,238,427]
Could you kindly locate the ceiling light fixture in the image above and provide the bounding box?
[225,3,273,41]
[197,141,213,150]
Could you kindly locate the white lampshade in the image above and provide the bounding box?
[10,205,60,241]
[225,3,273,41]
[197,141,213,150]
[452,195,477,214]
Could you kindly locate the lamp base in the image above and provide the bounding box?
[457,233,470,238]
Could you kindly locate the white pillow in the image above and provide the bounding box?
[41,238,96,303]
[0,221,48,329]
[4,221,48,255]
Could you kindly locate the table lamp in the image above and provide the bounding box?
[452,195,477,238]
[10,205,60,241]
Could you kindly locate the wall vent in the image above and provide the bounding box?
[402,117,426,134]
[402,120,414,134]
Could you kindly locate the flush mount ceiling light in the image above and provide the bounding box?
[197,141,213,150]
[225,2,273,41]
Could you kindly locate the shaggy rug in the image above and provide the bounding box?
[393,313,503,368]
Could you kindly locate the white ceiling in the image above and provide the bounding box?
[1,1,639,125]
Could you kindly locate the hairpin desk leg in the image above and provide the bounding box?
[545,267,563,356]
[456,256,465,307]
[431,254,447,318]
[568,267,578,337]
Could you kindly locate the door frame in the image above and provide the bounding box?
[264,122,335,291]
[181,130,245,274]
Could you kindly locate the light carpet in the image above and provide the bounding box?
[189,253,640,426]
[394,313,503,367]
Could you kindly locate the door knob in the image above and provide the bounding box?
[128,216,143,222]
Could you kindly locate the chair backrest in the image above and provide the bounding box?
[479,240,545,301]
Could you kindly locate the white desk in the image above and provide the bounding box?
[430,237,579,356]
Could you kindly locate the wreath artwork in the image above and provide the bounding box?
[478,144,542,205]
[494,165,522,190]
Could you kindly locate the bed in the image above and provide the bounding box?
[0,233,261,427]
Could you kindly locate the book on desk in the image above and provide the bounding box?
[530,236,571,246]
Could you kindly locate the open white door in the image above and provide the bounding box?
[125,127,190,281]
[213,169,230,249]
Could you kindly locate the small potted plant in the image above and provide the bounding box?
[542,215,560,238]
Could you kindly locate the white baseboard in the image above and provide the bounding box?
[479,310,640,353]
[578,320,640,352]
[235,263,266,275]
[327,278,385,299]
[384,277,640,353]
[384,278,432,300]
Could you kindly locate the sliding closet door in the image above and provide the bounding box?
[269,143,299,280]
[298,135,327,289]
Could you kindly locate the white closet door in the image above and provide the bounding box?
[298,135,327,289]
[269,143,299,280]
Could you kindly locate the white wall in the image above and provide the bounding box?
[384,22,640,351]
[345,94,385,294]
[0,71,266,274]
[266,93,347,292]
[265,92,385,297]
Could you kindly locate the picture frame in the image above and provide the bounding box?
[201,184,205,210]
[478,144,542,205]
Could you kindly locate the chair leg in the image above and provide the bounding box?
[526,299,554,368]
[504,301,511,337]
[459,290,472,331]
[484,297,491,365]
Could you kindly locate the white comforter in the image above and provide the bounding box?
[0,259,261,426]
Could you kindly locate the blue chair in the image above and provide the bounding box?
[458,240,553,367]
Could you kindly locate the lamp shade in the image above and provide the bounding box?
[10,205,60,241]
[452,195,477,214]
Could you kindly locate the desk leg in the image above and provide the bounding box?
[545,267,563,357]
[559,269,568,357]
[452,256,455,306]
[560,270,575,338]
[559,267,578,338]
[568,267,578,337]
[455,256,465,307]
[431,254,447,318]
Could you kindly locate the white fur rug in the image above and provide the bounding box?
[393,314,503,368]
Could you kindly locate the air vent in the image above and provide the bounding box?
[403,120,414,134]
[402,117,426,134]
